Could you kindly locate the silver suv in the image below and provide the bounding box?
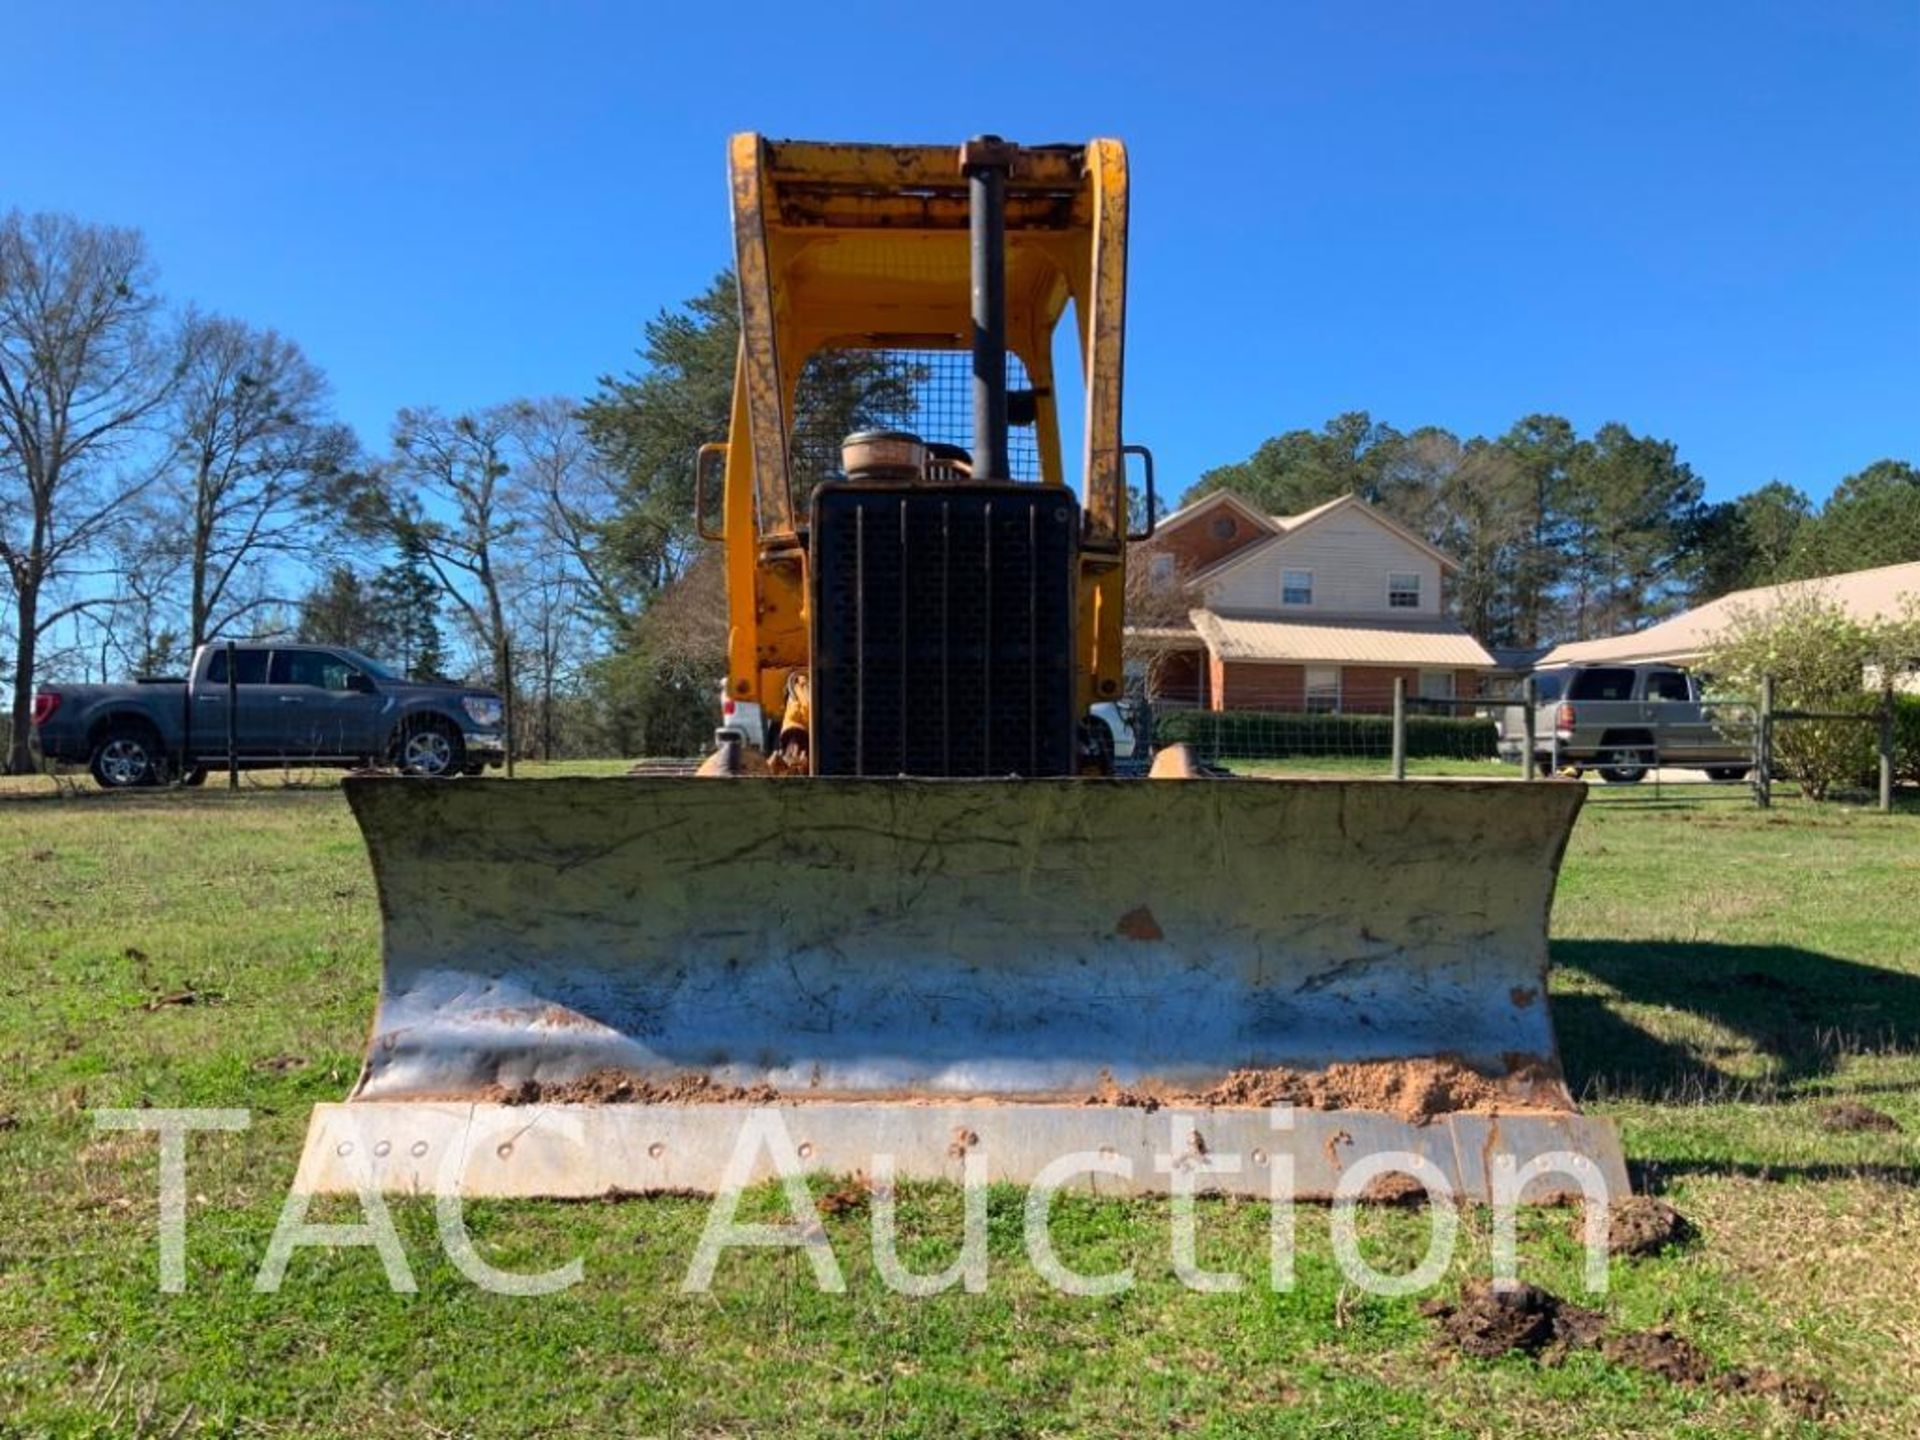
[1497,663,1751,784]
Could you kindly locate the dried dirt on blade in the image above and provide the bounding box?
[1087,1056,1574,1124]
[479,1071,780,1105]
[454,1057,1575,1122]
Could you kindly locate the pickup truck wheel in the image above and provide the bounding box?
[396,724,464,778]
[1705,766,1749,782]
[1597,749,1649,784]
[90,726,164,789]
[181,766,208,787]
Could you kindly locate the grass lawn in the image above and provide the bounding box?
[1,771,1916,1437]
[1234,754,1509,779]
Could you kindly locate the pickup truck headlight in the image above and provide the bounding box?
[461,696,503,729]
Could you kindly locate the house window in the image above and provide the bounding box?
[1388,572,1421,609]
[1149,552,1175,587]
[1304,666,1340,713]
[1282,569,1313,606]
[1419,669,1456,702]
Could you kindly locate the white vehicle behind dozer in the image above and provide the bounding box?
[296,135,1624,1203]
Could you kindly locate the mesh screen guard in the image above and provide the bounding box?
[790,347,1042,491]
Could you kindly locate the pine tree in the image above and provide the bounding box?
[370,539,446,679]
[297,566,384,652]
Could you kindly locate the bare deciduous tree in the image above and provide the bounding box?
[161,312,353,649]
[1123,546,1204,704]
[638,545,727,683]
[99,496,188,677]
[512,553,585,761]
[379,406,521,773]
[0,212,175,771]
[509,396,633,631]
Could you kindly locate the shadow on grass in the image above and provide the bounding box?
[1554,939,1920,1102]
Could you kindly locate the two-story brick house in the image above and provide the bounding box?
[1133,488,1497,712]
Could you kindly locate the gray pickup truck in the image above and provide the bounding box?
[30,642,506,788]
[1495,662,1751,784]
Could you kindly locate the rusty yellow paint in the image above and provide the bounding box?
[762,139,1090,189]
[1081,137,1130,543]
[718,133,1135,724]
[1079,137,1130,707]
[726,134,795,541]
[720,350,759,698]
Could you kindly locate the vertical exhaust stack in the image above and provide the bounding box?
[961,136,1015,482]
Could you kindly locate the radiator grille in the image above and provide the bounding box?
[811,484,1078,777]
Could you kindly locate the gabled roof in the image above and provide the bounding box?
[1150,487,1279,542]
[1267,493,1349,532]
[1536,558,1920,668]
[1190,491,1459,586]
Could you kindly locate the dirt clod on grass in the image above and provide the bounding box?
[1092,1056,1572,1124]
[1601,1327,1715,1384]
[480,1070,780,1106]
[1425,1281,1832,1416]
[1595,1196,1697,1257]
[1719,1367,1837,1420]
[1816,1100,1901,1133]
[1421,1281,1605,1360]
[816,1178,873,1217]
[138,984,221,1011]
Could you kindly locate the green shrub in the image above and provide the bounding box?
[1154,708,1497,761]
[1707,590,1920,800]
[1897,693,1920,788]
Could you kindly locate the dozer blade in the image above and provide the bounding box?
[296,776,1625,1201]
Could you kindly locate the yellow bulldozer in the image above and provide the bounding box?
[296,136,1624,1202]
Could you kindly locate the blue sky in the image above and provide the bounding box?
[12,1,1917,504]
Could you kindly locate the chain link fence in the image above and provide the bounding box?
[1150,676,1915,813]
[1153,701,1502,774]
